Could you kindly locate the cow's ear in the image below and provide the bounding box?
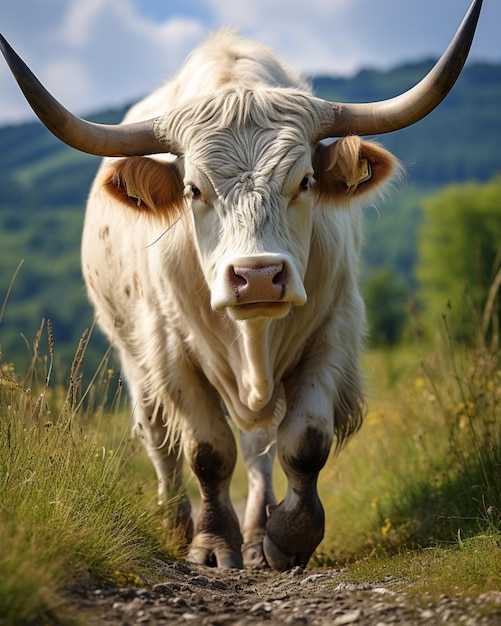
[102,156,185,223]
[314,136,399,204]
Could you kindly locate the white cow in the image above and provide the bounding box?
[0,0,483,570]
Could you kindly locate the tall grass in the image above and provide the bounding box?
[0,322,180,625]
[317,301,500,562]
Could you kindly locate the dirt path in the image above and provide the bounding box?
[69,560,501,625]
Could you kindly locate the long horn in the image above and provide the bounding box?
[0,34,175,157]
[316,0,483,139]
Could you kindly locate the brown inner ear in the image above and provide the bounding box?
[103,156,185,218]
[314,136,398,202]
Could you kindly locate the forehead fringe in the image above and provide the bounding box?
[166,88,322,149]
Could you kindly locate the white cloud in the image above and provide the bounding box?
[204,0,358,73]
[43,57,94,105]
[55,0,206,104]
[60,0,108,48]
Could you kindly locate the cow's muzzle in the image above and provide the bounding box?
[231,262,287,302]
[212,254,307,320]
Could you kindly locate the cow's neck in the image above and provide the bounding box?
[221,317,287,431]
[238,319,275,412]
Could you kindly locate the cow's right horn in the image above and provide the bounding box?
[315,0,483,139]
[0,34,176,157]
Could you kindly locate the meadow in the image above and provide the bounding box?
[1,301,500,624]
[1,47,500,626]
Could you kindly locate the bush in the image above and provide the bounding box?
[363,267,410,346]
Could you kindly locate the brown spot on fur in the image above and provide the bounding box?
[191,442,233,493]
[284,426,331,478]
[99,225,110,240]
[133,272,144,298]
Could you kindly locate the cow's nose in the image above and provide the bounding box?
[230,263,287,302]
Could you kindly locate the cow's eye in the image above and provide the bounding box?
[299,176,310,192]
[185,184,207,204]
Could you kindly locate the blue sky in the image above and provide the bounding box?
[0,0,498,125]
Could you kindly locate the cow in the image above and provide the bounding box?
[0,0,483,570]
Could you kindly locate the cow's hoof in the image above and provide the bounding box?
[186,546,243,569]
[262,535,313,571]
[263,498,324,571]
[262,535,295,571]
[216,549,243,569]
[242,541,268,569]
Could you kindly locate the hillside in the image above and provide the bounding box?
[0,60,500,369]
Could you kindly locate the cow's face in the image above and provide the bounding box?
[104,114,397,322]
[181,126,316,321]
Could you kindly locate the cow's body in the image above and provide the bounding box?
[81,31,396,569]
[1,1,482,570]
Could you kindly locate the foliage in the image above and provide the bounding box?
[421,315,501,522]
[0,206,109,374]
[0,109,126,373]
[362,266,410,346]
[362,183,427,290]
[417,177,501,340]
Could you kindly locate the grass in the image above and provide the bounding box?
[0,323,182,625]
[312,309,500,604]
[0,306,500,623]
[315,309,501,556]
[342,534,501,600]
[309,335,500,619]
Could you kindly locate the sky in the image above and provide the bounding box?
[0,0,499,126]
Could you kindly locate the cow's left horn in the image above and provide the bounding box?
[316,0,483,139]
[0,34,175,157]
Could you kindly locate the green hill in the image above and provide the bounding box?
[1,60,500,370]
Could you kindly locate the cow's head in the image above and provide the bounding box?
[102,89,398,320]
[0,0,483,320]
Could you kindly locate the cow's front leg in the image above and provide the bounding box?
[135,407,193,543]
[263,407,333,571]
[240,428,277,568]
[183,415,243,569]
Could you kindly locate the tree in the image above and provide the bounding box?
[416,177,501,340]
[363,267,409,346]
